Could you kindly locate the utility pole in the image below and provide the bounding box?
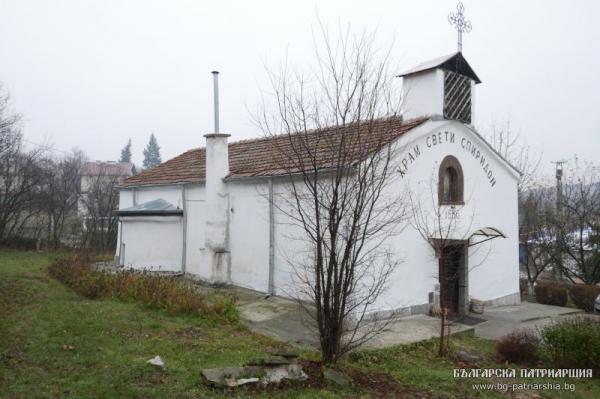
[552,160,567,280]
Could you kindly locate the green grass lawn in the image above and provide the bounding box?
[1,251,599,398]
[0,252,303,398]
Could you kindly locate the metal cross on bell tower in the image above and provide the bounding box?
[448,2,472,53]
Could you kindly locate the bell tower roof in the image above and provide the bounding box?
[398,52,481,84]
[399,52,482,124]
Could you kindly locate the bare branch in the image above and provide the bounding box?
[254,23,405,364]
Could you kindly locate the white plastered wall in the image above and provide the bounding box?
[270,182,315,299]
[184,185,208,278]
[228,181,270,292]
[135,185,183,208]
[117,184,209,277]
[264,119,519,312]
[223,177,317,298]
[402,69,444,121]
[120,215,183,272]
[115,189,134,259]
[378,119,520,312]
[117,185,184,264]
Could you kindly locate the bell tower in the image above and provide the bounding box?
[398,52,481,125]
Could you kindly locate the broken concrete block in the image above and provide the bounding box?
[202,363,308,387]
[269,349,300,363]
[236,378,260,386]
[456,350,480,364]
[264,364,308,383]
[246,357,265,366]
[269,349,300,358]
[201,366,265,387]
[285,364,308,381]
[263,355,288,365]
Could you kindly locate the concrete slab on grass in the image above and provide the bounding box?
[235,289,599,347]
[361,315,474,349]
[182,283,598,348]
[478,301,583,323]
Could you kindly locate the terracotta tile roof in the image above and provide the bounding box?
[122,147,206,186]
[121,116,430,187]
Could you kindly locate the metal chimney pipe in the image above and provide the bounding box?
[211,71,220,133]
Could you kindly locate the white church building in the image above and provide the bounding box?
[116,52,521,316]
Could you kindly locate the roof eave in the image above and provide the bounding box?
[397,52,482,84]
[117,210,184,216]
[118,180,205,189]
[451,121,522,178]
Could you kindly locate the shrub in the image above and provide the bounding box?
[538,316,600,376]
[534,283,568,307]
[0,237,38,250]
[496,328,540,364]
[569,284,600,313]
[47,255,110,299]
[47,256,238,321]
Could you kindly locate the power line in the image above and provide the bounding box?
[20,138,71,155]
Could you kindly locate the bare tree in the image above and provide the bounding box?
[255,23,409,364]
[78,163,124,253]
[0,84,48,241]
[485,119,552,291]
[408,172,482,356]
[39,149,87,249]
[486,118,541,195]
[519,186,557,293]
[0,146,45,240]
[551,157,600,284]
[0,83,21,142]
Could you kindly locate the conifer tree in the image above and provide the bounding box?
[119,138,132,163]
[142,133,162,168]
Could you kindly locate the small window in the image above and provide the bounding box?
[439,156,464,205]
[443,167,458,201]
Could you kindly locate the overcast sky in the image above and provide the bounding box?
[1,0,598,176]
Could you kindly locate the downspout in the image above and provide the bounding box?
[117,219,123,265]
[181,185,187,274]
[268,178,275,296]
[133,188,137,206]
